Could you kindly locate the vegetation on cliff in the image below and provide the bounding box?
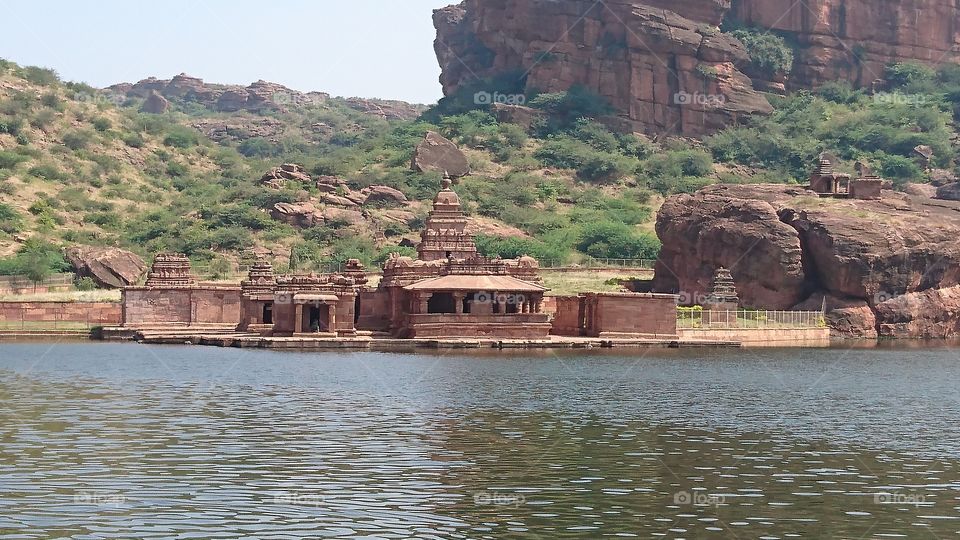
[1,56,958,281]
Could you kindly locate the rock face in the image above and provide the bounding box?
[65,246,147,288]
[653,184,960,338]
[434,0,960,136]
[730,0,960,89]
[259,163,312,189]
[411,131,471,177]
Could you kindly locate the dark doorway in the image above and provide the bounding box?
[462,293,473,314]
[428,293,457,314]
[354,295,361,324]
[303,304,330,333]
[262,303,273,324]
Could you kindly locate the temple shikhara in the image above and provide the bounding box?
[111,176,684,347]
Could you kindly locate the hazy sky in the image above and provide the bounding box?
[0,0,455,104]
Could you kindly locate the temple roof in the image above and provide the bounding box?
[404,274,548,292]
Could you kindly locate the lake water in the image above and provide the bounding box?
[1,342,959,539]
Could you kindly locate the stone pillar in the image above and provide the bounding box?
[327,304,336,333]
[419,293,430,314]
[534,295,543,313]
[454,292,465,314]
[294,304,303,334]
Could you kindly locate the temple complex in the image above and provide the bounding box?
[809,154,883,200]
[112,176,697,348]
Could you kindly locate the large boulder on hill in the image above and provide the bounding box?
[65,246,147,288]
[654,183,960,338]
[361,185,408,206]
[260,164,312,189]
[904,183,938,199]
[411,131,470,177]
[140,90,170,114]
[270,202,324,228]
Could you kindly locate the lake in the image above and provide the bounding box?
[1,342,958,538]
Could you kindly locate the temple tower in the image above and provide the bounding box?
[417,175,478,262]
[145,253,196,287]
[703,267,740,326]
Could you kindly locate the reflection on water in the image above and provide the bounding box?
[0,342,958,538]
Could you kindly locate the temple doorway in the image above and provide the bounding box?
[428,293,457,314]
[302,303,330,333]
[262,303,273,325]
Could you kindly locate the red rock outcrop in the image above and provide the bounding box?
[654,183,960,338]
[65,246,147,289]
[730,0,960,89]
[434,0,960,136]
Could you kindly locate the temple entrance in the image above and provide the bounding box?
[428,293,457,314]
[262,303,273,325]
[354,295,361,324]
[301,303,330,333]
[462,293,472,314]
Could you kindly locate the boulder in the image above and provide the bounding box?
[361,185,408,206]
[875,286,960,338]
[936,182,960,201]
[653,185,810,309]
[793,292,877,338]
[491,103,545,130]
[411,131,470,177]
[260,164,312,189]
[65,246,147,288]
[928,169,958,187]
[320,207,365,226]
[318,193,358,207]
[270,202,324,228]
[904,183,938,199]
[140,90,170,114]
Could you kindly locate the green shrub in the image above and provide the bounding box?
[92,117,112,132]
[20,66,60,86]
[0,151,28,170]
[62,129,95,151]
[575,221,661,260]
[475,234,568,265]
[27,163,67,181]
[30,109,57,130]
[237,137,281,157]
[731,29,794,77]
[163,126,199,148]
[0,203,23,233]
[0,116,24,136]
[121,132,145,148]
[885,62,936,92]
[74,276,98,291]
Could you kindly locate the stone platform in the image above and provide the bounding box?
[125,332,741,350]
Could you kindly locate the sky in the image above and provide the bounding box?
[0,0,454,104]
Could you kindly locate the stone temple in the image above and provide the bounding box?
[114,177,682,344]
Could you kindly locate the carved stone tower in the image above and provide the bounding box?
[417,175,478,262]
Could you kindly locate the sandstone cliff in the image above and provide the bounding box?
[434,0,960,136]
[653,184,960,338]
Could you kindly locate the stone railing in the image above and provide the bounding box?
[677,309,827,330]
[407,313,549,324]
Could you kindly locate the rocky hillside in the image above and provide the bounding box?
[653,183,960,338]
[434,0,960,136]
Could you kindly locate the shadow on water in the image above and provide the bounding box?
[0,342,958,537]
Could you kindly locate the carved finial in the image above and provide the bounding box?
[441,172,453,190]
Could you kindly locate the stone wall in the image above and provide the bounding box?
[550,296,584,336]
[357,289,392,332]
[679,327,831,347]
[121,286,241,326]
[583,293,679,338]
[0,302,121,325]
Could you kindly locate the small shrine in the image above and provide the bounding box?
[703,267,739,326]
[238,257,276,332]
[809,154,883,200]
